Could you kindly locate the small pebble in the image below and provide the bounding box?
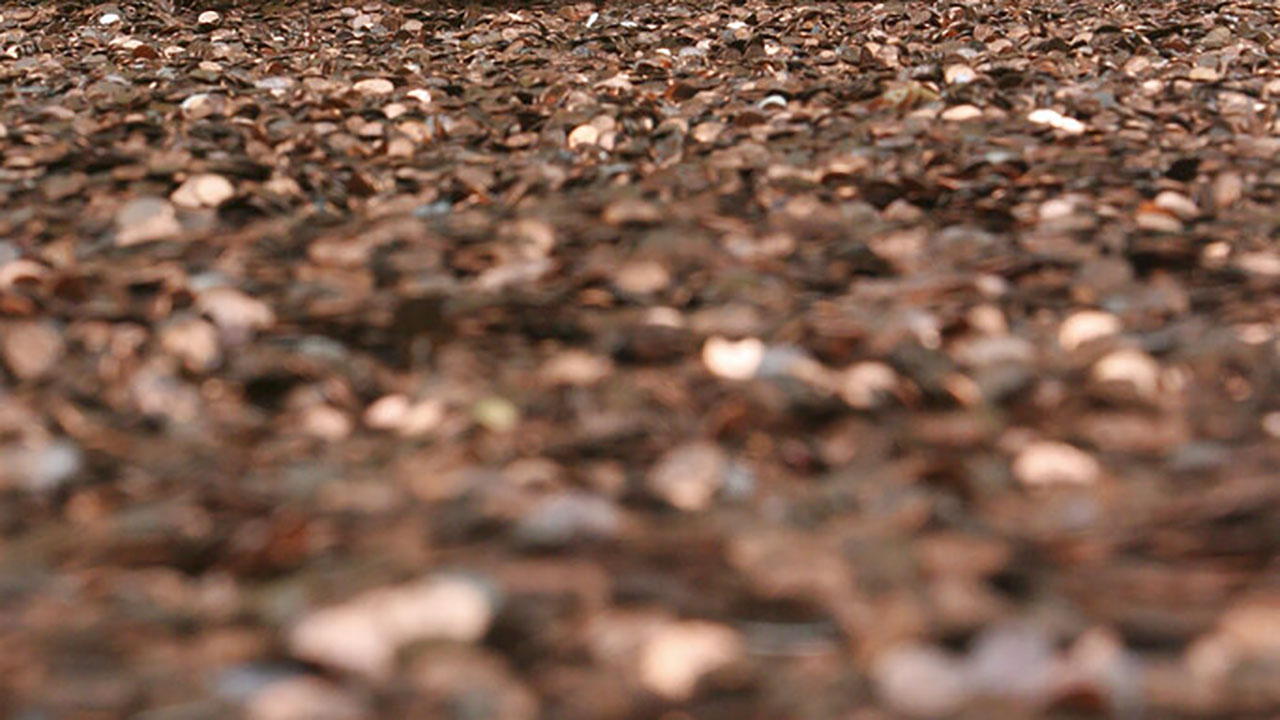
[1136,207,1183,233]
[197,10,221,29]
[613,260,671,295]
[1,439,83,493]
[363,394,411,430]
[289,574,497,678]
[1059,310,1122,351]
[115,197,181,246]
[1092,348,1161,399]
[158,315,222,373]
[1028,108,1086,134]
[1013,441,1101,487]
[945,64,976,84]
[639,621,745,700]
[472,396,519,433]
[647,442,728,511]
[171,173,235,209]
[181,92,219,120]
[568,123,601,149]
[298,405,352,441]
[967,621,1058,702]
[702,336,764,380]
[839,362,898,409]
[352,78,395,96]
[872,643,971,718]
[941,104,983,122]
[1154,190,1199,220]
[539,349,613,386]
[2,320,64,381]
[1212,171,1244,209]
[513,492,621,548]
[196,286,276,340]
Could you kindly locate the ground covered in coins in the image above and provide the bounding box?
[2,0,1280,717]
